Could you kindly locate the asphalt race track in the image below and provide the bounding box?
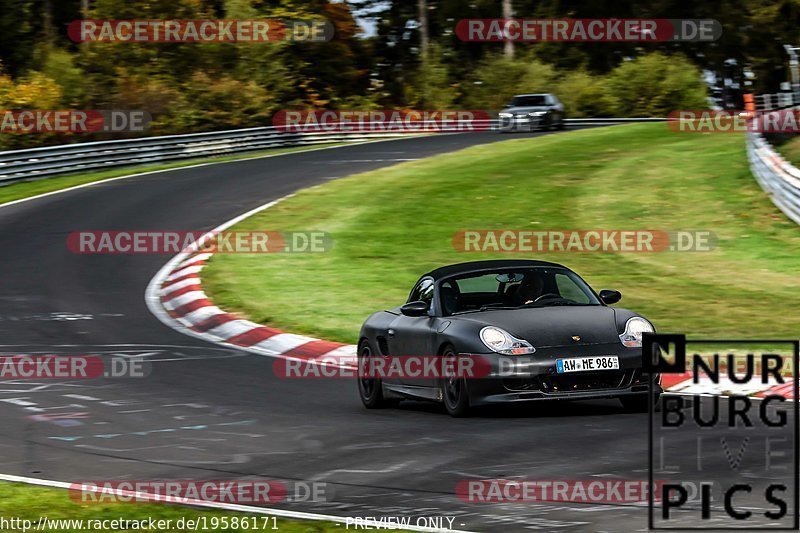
[0,129,790,532]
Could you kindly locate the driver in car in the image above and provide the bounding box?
[515,274,544,305]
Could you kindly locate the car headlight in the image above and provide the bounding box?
[480,326,535,355]
[498,112,513,118]
[619,317,655,348]
[528,111,546,116]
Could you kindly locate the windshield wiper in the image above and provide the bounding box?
[519,301,596,308]
[452,306,516,315]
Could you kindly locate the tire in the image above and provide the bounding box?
[620,393,660,413]
[440,346,471,417]
[556,116,566,130]
[357,340,396,409]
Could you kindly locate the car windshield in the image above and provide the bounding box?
[439,268,601,316]
[510,95,547,107]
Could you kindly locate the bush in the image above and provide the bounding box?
[461,54,556,110]
[0,70,62,108]
[407,44,457,109]
[0,68,65,150]
[37,47,86,107]
[554,71,618,118]
[110,71,187,132]
[459,52,708,118]
[606,53,708,116]
[180,72,274,130]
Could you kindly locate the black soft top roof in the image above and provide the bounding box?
[423,260,565,281]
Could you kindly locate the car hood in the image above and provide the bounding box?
[502,106,551,114]
[454,306,625,347]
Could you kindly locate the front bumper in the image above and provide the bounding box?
[460,345,662,406]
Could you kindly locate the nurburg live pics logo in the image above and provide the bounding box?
[645,333,800,529]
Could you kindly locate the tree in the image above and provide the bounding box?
[0,0,36,76]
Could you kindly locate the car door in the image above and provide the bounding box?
[387,277,437,386]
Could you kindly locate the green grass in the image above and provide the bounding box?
[0,143,345,206]
[0,481,361,532]
[202,124,800,343]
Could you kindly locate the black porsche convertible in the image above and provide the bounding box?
[357,260,661,416]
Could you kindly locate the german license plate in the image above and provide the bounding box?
[556,356,619,373]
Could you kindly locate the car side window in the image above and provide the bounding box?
[408,278,434,305]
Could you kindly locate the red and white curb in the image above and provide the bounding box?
[145,196,357,369]
[145,197,793,398]
[660,372,793,399]
[144,200,794,401]
[154,249,356,365]
[149,238,792,398]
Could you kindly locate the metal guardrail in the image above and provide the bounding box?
[0,118,665,185]
[747,132,800,224]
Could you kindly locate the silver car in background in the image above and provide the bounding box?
[498,93,565,132]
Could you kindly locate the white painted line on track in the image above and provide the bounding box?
[0,474,475,533]
[0,136,422,211]
[324,158,421,163]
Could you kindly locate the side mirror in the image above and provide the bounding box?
[504,103,513,108]
[599,289,622,305]
[401,300,429,316]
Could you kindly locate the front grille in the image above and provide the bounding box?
[540,370,629,393]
